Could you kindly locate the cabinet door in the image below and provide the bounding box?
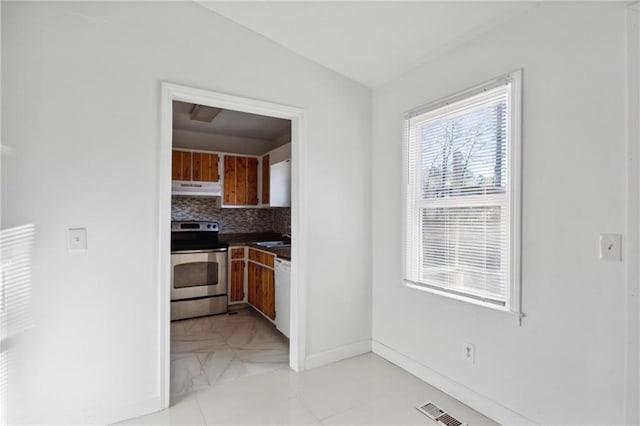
[262,154,270,205]
[224,155,237,205]
[247,157,259,205]
[261,266,275,320]
[236,157,248,205]
[270,160,291,207]
[193,153,219,182]
[247,261,259,307]
[223,156,260,206]
[172,150,192,181]
[229,260,245,302]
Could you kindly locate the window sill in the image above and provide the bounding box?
[402,279,515,314]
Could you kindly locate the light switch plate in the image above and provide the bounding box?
[600,233,621,261]
[68,228,87,252]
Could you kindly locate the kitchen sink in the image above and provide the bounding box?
[255,241,291,248]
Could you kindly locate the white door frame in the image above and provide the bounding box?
[626,4,640,424]
[158,82,307,408]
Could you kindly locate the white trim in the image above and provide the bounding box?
[402,281,509,312]
[372,340,536,426]
[509,69,523,319]
[304,340,372,370]
[158,83,173,409]
[159,83,308,408]
[625,4,640,424]
[289,114,307,372]
[401,70,522,316]
[406,71,518,120]
[172,146,262,159]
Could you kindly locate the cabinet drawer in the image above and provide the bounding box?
[230,247,245,259]
[248,248,275,268]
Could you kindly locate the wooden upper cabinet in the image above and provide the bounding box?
[261,154,270,205]
[192,152,219,182]
[237,157,248,205]
[223,155,259,206]
[247,157,258,205]
[224,156,237,205]
[172,150,192,181]
[172,150,219,182]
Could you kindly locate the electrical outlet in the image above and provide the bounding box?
[463,342,475,364]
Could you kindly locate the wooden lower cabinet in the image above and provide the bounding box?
[260,266,275,319]
[229,260,245,302]
[247,262,259,306]
[229,247,246,303]
[247,254,276,320]
[248,248,275,267]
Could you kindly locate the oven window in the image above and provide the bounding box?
[174,261,219,288]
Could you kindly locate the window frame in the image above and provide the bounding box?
[401,70,522,313]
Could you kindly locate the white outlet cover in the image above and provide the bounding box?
[68,228,87,251]
[599,233,621,261]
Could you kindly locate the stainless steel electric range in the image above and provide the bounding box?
[170,221,228,321]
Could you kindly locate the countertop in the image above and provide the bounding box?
[219,232,291,261]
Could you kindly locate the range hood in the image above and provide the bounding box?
[172,181,222,197]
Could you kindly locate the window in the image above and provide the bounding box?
[403,71,521,311]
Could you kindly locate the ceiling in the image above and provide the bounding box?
[197,1,537,88]
[173,101,291,155]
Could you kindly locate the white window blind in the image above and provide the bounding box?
[403,72,521,310]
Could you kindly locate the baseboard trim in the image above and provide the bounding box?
[72,395,161,425]
[372,340,537,426]
[305,339,372,370]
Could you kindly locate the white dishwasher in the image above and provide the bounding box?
[274,258,291,338]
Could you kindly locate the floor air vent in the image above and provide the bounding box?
[416,402,467,426]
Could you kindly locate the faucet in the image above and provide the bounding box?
[282,233,291,240]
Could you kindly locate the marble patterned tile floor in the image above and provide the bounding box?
[170,307,290,397]
[118,351,498,425]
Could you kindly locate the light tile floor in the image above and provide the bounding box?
[119,328,498,425]
[170,308,290,397]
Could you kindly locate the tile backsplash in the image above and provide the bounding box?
[272,207,291,235]
[172,196,291,234]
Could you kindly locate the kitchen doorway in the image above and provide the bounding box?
[159,83,307,408]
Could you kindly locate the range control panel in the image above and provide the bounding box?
[171,221,220,232]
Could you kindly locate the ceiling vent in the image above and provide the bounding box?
[190,104,222,123]
[416,402,467,426]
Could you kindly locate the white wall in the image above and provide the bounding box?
[1,2,371,424]
[372,3,634,425]
[173,128,281,156]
